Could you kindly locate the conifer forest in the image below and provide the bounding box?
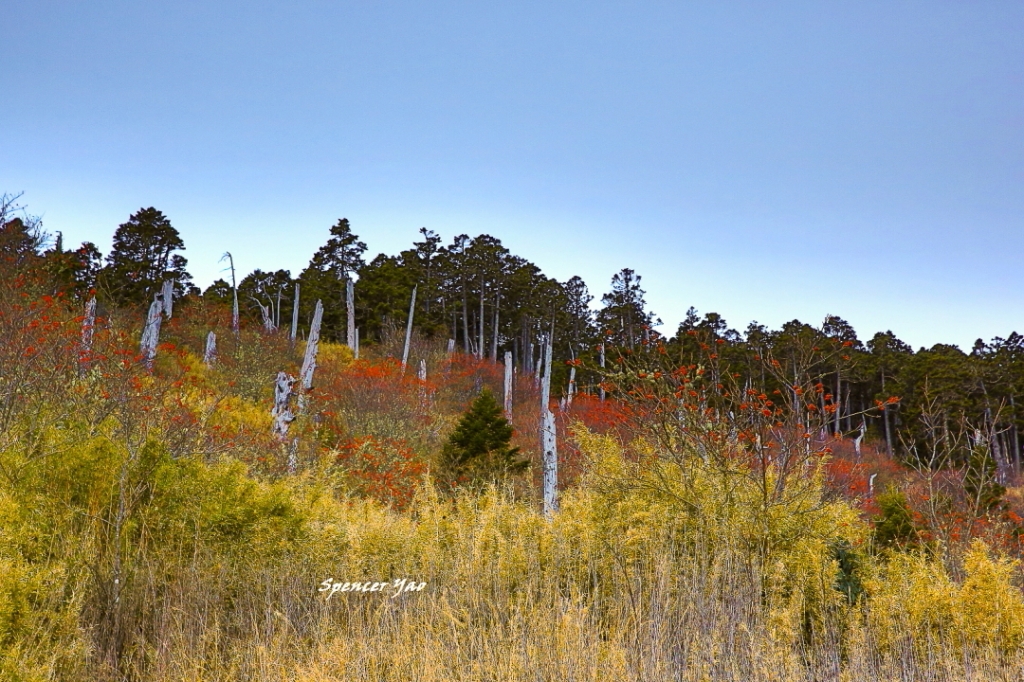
[2,194,1024,681]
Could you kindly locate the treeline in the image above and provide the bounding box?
[2,195,1021,478]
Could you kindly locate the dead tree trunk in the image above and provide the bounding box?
[140,298,162,369]
[291,282,300,347]
[254,298,275,332]
[222,252,239,335]
[346,278,356,349]
[402,285,417,373]
[854,419,866,460]
[461,287,470,353]
[161,280,174,318]
[599,343,606,402]
[534,335,544,387]
[567,366,576,408]
[203,331,217,366]
[491,295,500,362]
[354,328,360,359]
[272,372,296,440]
[299,300,323,412]
[79,296,97,373]
[503,350,513,418]
[541,333,558,516]
[478,286,485,360]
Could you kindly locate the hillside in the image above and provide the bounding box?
[2,204,1024,680]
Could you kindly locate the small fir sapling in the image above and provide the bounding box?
[440,389,527,487]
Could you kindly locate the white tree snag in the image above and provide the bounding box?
[297,299,324,415]
[534,337,544,387]
[79,296,97,372]
[540,333,558,516]
[503,350,513,418]
[854,419,867,460]
[140,298,162,369]
[491,298,500,362]
[221,252,240,335]
[401,285,417,373]
[599,343,606,402]
[203,331,217,366]
[291,282,300,346]
[354,328,360,360]
[567,366,576,408]
[346,278,356,349]
[254,298,275,332]
[418,359,427,382]
[161,279,174,318]
[300,300,323,398]
[447,338,455,355]
[271,371,296,440]
[478,290,485,360]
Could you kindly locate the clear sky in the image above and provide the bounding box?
[3,1,1022,350]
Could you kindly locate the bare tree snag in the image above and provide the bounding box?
[300,300,323,398]
[447,338,455,355]
[204,331,217,366]
[140,298,162,369]
[478,288,485,360]
[346,278,356,348]
[491,295,500,361]
[854,419,867,460]
[161,279,174,318]
[534,336,544,387]
[401,285,417,373]
[567,366,576,408]
[79,296,97,372]
[271,371,296,440]
[503,351,513,418]
[254,297,275,332]
[354,328,359,359]
[540,333,558,516]
[221,252,240,335]
[291,282,300,347]
[418,359,427,382]
[599,343,606,402]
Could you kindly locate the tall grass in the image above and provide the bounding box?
[1,290,1022,680]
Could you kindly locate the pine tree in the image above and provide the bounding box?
[298,218,366,341]
[440,389,527,487]
[597,268,659,350]
[98,207,192,308]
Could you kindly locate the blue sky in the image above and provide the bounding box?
[2,1,1022,350]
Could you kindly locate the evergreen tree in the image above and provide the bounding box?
[597,268,660,350]
[98,207,192,308]
[873,488,920,550]
[41,234,102,297]
[440,389,527,487]
[298,218,366,341]
[203,279,234,306]
[0,193,45,269]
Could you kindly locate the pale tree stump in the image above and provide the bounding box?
[272,371,296,440]
[203,331,217,366]
[503,351,513,418]
[140,298,162,369]
[540,332,558,516]
[79,296,97,373]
